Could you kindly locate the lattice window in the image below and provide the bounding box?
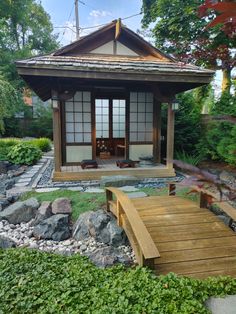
[65,91,92,143]
[129,92,153,142]
[112,99,126,138]
[95,99,109,138]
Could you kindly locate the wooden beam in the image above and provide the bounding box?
[115,18,122,40]
[153,99,161,163]
[52,90,62,172]
[166,103,175,169]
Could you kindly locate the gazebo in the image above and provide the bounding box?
[16,19,214,181]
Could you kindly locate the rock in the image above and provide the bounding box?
[0,198,10,210]
[127,192,148,199]
[0,197,39,224]
[6,187,32,199]
[0,235,16,248]
[32,201,52,226]
[85,188,104,193]
[118,186,139,192]
[0,178,15,193]
[67,186,84,192]
[33,214,70,241]
[218,215,231,226]
[100,175,139,187]
[0,161,8,174]
[51,198,72,215]
[206,295,236,314]
[86,247,131,268]
[219,170,235,183]
[35,188,60,193]
[73,210,127,247]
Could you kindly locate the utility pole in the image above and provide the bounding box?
[75,0,80,40]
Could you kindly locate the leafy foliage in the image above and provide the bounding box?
[28,137,51,152]
[1,249,236,313]
[7,142,42,165]
[0,76,24,134]
[141,0,236,91]
[0,138,20,161]
[175,151,203,166]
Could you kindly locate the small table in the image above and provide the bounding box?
[81,160,98,169]
[116,159,139,168]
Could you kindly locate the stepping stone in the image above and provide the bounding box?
[206,295,236,314]
[67,186,84,192]
[17,178,31,183]
[127,192,147,199]
[101,175,139,187]
[85,188,104,193]
[15,182,29,187]
[6,187,32,198]
[118,186,139,192]
[35,188,60,193]
[20,174,35,179]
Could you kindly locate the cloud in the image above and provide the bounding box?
[89,10,112,18]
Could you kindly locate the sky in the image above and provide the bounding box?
[40,0,143,46]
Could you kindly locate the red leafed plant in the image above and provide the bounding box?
[199,1,236,37]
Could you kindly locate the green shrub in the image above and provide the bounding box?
[175,150,203,166]
[1,249,236,314]
[0,138,20,161]
[7,142,42,165]
[28,137,51,152]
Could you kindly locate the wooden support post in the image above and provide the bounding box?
[166,103,175,169]
[52,90,62,172]
[199,192,209,208]
[168,183,176,196]
[106,189,113,211]
[153,100,161,163]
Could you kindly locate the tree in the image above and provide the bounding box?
[199,0,236,38]
[142,0,236,92]
[0,0,58,87]
[0,75,24,134]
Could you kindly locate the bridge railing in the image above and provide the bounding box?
[106,187,160,268]
[168,182,236,223]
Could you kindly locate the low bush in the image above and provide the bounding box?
[0,249,236,314]
[175,150,203,166]
[7,142,42,165]
[28,137,51,152]
[0,138,20,161]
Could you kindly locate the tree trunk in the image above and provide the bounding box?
[222,67,231,93]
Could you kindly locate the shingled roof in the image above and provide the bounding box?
[16,20,214,101]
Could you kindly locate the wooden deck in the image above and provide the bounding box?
[55,160,175,181]
[106,187,236,279]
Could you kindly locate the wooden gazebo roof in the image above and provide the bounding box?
[16,20,214,101]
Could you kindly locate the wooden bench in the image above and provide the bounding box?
[81,160,98,170]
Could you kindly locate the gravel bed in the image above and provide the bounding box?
[0,219,135,261]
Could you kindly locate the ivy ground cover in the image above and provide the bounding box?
[1,249,236,314]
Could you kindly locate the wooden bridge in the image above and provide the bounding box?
[106,185,236,279]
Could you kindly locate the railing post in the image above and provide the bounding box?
[168,183,176,196]
[199,192,209,208]
[106,189,113,211]
[117,200,122,227]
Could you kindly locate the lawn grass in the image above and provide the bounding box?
[21,185,199,222]
[21,190,106,221]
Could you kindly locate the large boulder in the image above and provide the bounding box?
[100,175,139,187]
[0,197,39,224]
[31,201,52,226]
[0,235,16,248]
[85,247,132,268]
[72,209,127,246]
[33,214,70,241]
[51,198,72,215]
